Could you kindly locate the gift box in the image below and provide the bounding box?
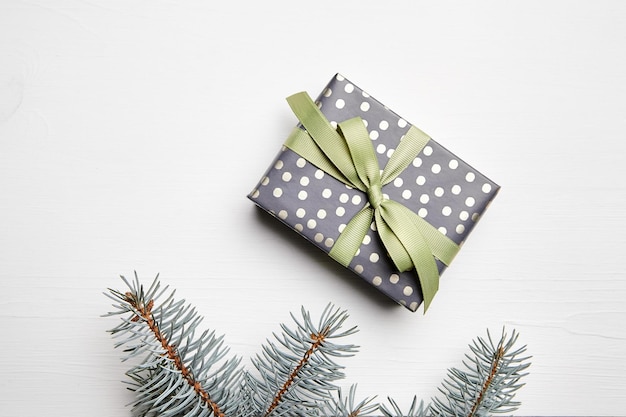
[248,74,499,312]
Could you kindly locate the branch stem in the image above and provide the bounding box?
[263,328,329,417]
[127,292,226,417]
[468,345,505,417]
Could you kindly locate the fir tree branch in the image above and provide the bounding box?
[245,304,358,417]
[106,274,531,417]
[380,396,428,417]
[123,290,226,417]
[263,327,329,417]
[323,385,379,417]
[106,273,242,417]
[467,344,504,417]
[429,328,531,417]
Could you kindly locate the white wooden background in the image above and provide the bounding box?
[1,1,625,415]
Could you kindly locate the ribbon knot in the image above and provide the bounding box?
[366,183,384,209]
[283,92,460,312]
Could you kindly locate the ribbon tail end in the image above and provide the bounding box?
[420,279,439,314]
[422,296,433,314]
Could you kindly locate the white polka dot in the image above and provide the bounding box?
[456,224,466,234]
[402,190,412,199]
[409,302,418,311]
[419,194,430,204]
[336,206,345,217]
[300,176,310,186]
[314,233,324,243]
[370,222,377,231]
[324,238,334,248]
[398,119,407,128]
[298,190,307,200]
[352,195,362,205]
[295,223,303,232]
[389,274,400,284]
[339,193,349,203]
[466,172,476,182]
[362,91,370,98]
[372,276,382,286]
[376,144,386,154]
[442,206,452,216]
[465,197,476,207]
[330,121,338,129]
[356,249,361,257]
[362,235,371,245]
[434,187,445,197]
[360,101,370,112]
[338,223,346,232]
[369,253,380,263]
[355,264,364,273]
[315,100,322,109]
[274,161,285,172]
[296,208,306,218]
[315,169,324,180]
[336,74,345,81]
[459,210,469,221]
[362,119,368,127]
[335,99,345,109]
[323,88,332,97]
[413,157,423,168]
[382,193,390,200]
[344,83,354,93]
[250,189,259,198]
[438,226,447,235]
[416,175,426,185]
[261,177,270,186]
[317,209,327,219]
[296,158,306,168]
[379,120,389,130]
[273,188,283,197]
[369,130,379,140]
[403,286,413,296]
[393,177,404,187]
[451,185,462,195]
[449,159,459,169]
[307,219,317,229]
[482,183,492,193]
[322,188,332,198]
[282,172,292,182]
[423,146,433,156]
[386,149,395,158]
[431,164,441,174]
[418,208,428,218]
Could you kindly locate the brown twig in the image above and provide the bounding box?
[126,292,226,417]
[468,345,505,417]
[348,408,362,417]
[263,327,329,417]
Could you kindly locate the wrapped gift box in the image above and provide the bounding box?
[248,74,499,312]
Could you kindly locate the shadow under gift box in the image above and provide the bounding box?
[248,74,499,312]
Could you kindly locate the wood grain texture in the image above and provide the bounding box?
[1,1,625,415]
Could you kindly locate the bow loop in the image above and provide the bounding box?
[283,92,460,312]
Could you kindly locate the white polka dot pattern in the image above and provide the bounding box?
[249,74,500,312]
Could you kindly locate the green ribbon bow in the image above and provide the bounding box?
[284,92,460,312]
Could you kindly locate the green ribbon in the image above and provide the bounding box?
[284,92,460,312]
